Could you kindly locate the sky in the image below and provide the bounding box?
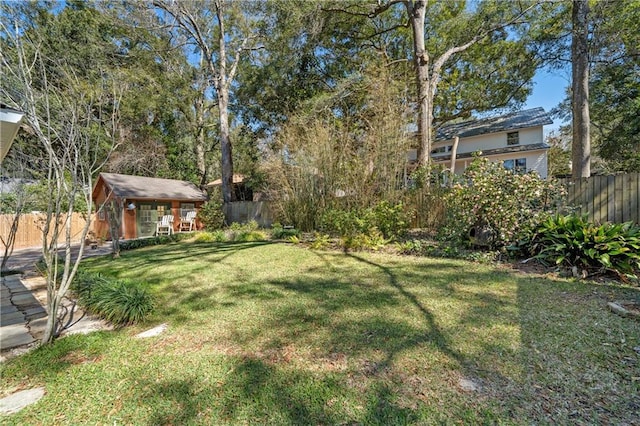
[523,69,571,135]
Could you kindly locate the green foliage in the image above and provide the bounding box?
[341,230,388,252]
[524,215,640,279]
[441,157,566,249]
[310,233,331,250]
[195,231,226,243]
[197,200,226,231]
[270,222,301,240]
[74,271,154,326]
[320,201,410,241]
[118,233,192,251]
[228,221,268,242]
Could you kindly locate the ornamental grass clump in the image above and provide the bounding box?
[442,157,566,249]
[73,271,154,327]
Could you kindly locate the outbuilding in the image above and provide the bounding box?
[92,173,208,240]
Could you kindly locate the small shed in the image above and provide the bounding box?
[92,173,208,239]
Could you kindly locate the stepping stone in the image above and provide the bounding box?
[11,293,38,305]
[25,309,47,321]
[0,311,26,327]
[0,388,45,415]
[0,305,19,315]
[0,324,35,349]
[135,323,168,338]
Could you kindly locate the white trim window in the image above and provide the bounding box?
[504,158,527,174]
[507,131,519,145]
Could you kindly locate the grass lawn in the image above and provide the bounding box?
[1,241,639,424]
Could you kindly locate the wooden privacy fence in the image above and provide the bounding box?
[223,201,274,227]
[559,174,640,225]
[0,212,92,250]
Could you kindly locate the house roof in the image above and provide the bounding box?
[436,107,553,141]
[206,174,246,187]
[94,173,208,201]
[432,142,550,162]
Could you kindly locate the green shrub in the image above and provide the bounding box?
[271,222,301,239]
[119,233,192,251]
[341,230,388,251]
[235,230,269,242]
[197,199,226,231]
[442,157,566,249]
[74,271,154,326]
[524,214,640,279]
[310,232,331,250]
[320,201,410,241]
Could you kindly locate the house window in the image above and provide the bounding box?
[430,145,452,154]
[97,204,106,221]
[504,158,527,174]
[507,131,519,145]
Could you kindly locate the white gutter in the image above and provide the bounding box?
[0,107,25,162]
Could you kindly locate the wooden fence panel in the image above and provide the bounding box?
[0,212,92,250]
[223,202,274,227]
[560,174,640,225]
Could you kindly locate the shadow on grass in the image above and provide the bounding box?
[142,355,417,425]
[0,331,118,383]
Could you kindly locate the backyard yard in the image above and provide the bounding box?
[1,241,639,424]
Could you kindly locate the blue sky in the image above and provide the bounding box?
[524,69,571,134]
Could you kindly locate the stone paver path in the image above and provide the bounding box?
[0,275,47,350]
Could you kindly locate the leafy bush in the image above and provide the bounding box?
[118,232,192,251]
[442,157,566,248]
[320,201,410,241]
[523,214,640,279]
[271,222,301,239]
[235,230,269,242]
[341,230,388,251]
[197,199,226,231]
[74,271,154,326]
[310,233,331,250]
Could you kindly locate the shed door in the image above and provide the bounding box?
[136,203,172,237]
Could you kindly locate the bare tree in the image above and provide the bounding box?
[0,169,30,272]
[153,0,261,203]
[1,21,122,343]
[571,0,591,178]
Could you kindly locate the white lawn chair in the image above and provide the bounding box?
[156,214,174,235]
[180,210,197,232]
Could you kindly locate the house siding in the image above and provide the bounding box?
[430,126,548,178]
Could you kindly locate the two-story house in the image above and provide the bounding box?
[408,107,553,178]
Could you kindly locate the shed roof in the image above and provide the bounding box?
[436,107,553,141]
[206,174,246,187]
[94,173,208,201]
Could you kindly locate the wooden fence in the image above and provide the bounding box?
[559,174,640,225]
[0,212,92,250]
[223,201,274,227]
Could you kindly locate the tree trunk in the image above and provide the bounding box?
[450,135,460,177]
[219,89,234,204]
[408,1,431,167]
[571,0,590,178]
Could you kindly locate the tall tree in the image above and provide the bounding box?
[571,0,590,178]
[325,0,540,168]
[152,0,262,202]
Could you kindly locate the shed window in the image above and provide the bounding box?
[507,131,519,145]
[97,204,106,221]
